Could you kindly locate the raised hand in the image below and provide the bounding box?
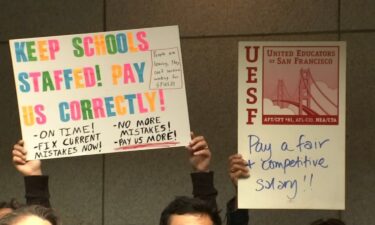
[12,140,42,176]
[228,154,250,186]
[187,132,211,172]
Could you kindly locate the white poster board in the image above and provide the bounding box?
[238,42,346,209]
[10,25,191,160]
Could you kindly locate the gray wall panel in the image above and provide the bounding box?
[341,0,375,30]
[342,33,375,225]
[43,155,104,225]
[106,0,338,36]
[0,0,103,41]
[0,43,26,204]
[104,149,192,225]
[1,0,375,224]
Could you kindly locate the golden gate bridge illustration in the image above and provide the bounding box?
[268,68,338,116]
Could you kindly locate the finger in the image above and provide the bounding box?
[231,170,250,181]
[191,139,208,151]
[192,148,211,157]
[228,154,243,162]
[13,156,26,165]
[186,132,197,149]
[228,164,249,173]
[185,141,193,150]
[229,156,246,164]
[229,158,248,168]
[229,164,249,174]
[18,140,24,146]
[190,131,195,139]
[12,149,26,159]
[189,135,205,146]
[13,144,27,154]
[187,144,207,154]
[230,167,249,177]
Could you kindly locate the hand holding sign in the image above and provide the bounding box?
[187,132,211,173]
[228,154,250,187]
[12,140,42,176]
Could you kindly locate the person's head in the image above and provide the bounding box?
[159,196,221,225]
[0,199,22,219]
[311,218,346,225]
[0,205,60,225]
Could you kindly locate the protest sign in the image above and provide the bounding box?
[238,42,346,209]
[9,25,191,160]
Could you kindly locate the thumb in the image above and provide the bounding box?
[190,131,195,140]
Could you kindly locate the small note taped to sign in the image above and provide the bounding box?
[150,47,183,89]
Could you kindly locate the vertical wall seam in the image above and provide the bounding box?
[338,0,341,40]
[102,1,107,225]
[102,155,106,225]
[338,0,343,222]
[104,0,107,32]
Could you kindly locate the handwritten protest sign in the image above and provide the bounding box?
[9,26,191,160]
[238,42,346,209]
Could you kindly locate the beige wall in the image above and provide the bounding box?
[1,1,374,224]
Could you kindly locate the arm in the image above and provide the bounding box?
[226,154,250,225]
[187,133,218,210]
[12,140,51,208]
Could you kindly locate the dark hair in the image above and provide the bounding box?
[311,218,346,225]
[159,196,221,225]
[0,199,22,210]
[0,205,60,225]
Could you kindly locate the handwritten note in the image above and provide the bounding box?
[150,48,183,89]
[238,42,346,209]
